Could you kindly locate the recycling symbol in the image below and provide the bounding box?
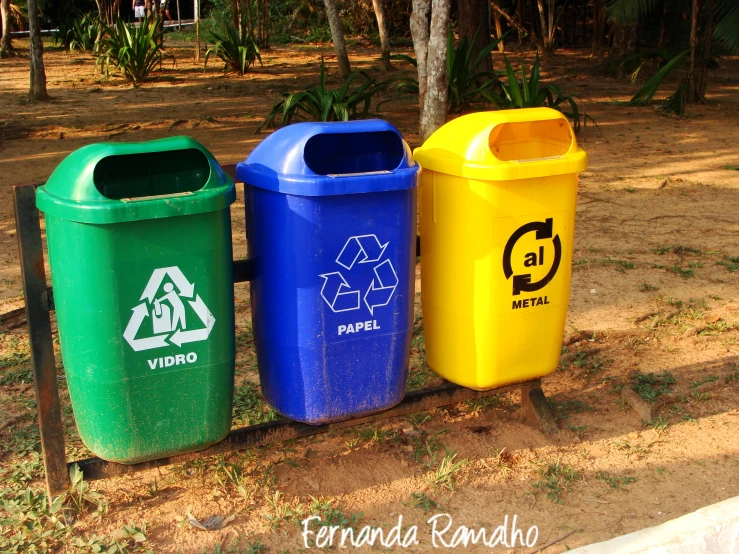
[123,266,215,352]
[502,218,562,296]
[319,234,398,315]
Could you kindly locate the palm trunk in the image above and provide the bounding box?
[419,0,451,141]
[1,0,13,55]
[371,0,392,70]
[410,0,430,111]
[322,0,351,78]
[27,0,48,100]
[262,0,269,48]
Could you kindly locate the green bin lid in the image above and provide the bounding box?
[36,136,235,224]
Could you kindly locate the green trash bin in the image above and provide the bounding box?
[36,136,236,464]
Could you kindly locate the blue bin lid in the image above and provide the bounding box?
[236,120,419,196]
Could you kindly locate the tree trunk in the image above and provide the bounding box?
[697,0,713,98]
[492,7,504,52]
[262,0,269,48]
[536,0,550,51]
[371,0,392,70]
[322,0,351,78]
[687,0,699,103]
[419,0,451,141]
[608,21,638,77]
[27,0,48,100]
[591,0,604,56]
[459,0,493,74]
[410,0,430,111]
[233,0,239,31]
[1,0,13,55]
[176,0,181,30]
[194,0,200,61]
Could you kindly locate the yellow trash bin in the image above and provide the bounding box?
[413,107,587,390]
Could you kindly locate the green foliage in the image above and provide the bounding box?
[205,20,262,75]
[485,54,596,132]
[66,13,103,53]
[97,16,168,85]
[259,58,390,131]
[532,461,579,504]
[631,371,676,403]
[619,50,689,113]
[389,30,508,114]
[446,29,507,114]
[232,382,278,426]
[596,471,638,489]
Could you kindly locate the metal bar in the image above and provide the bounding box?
[72,381,520,481]
[13,184,70,497]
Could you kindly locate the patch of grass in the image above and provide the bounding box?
[596,471,638,489]
[652,246,671,255]
[465,395,500,414]
[409,429,449,465]
[624,187,636,193]
[691,375,718,387]
[356,424,398,446]
[639,282,658,292]
[404,492,437,512]
[631,371,676,403]
[559,349,610,379]
[567,424,589,439]
[668,264,694,278]
[306,497,363,528]
[532,461,579,504]
[717,255,739,272]
[232,383,278,426]
[548,398,597,422]
[423,446,467,492]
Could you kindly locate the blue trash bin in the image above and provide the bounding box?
[237,120,419,424]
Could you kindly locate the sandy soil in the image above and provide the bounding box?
[0,39,738,553]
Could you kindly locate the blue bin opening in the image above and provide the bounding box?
[304,130,404,175]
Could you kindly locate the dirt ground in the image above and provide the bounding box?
[1,39,738,553]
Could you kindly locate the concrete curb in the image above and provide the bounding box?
[568,495,739,553]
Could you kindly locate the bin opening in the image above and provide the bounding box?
[93,149,210,200]
[304,131,404,176]
[488,119,572,162]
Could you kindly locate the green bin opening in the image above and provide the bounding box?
[93,148,210,200]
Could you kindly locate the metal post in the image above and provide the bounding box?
[194,0,200,61]
[12,185,69,497]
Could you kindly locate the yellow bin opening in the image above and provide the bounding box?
[413,107,588,390]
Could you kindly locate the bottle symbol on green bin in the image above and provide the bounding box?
[123,266,216,352]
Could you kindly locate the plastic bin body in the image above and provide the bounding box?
[36,137,236,463]
[237,120,418,424]
[413,108,587,390]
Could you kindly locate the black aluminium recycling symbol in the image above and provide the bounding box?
[502,218,562,296]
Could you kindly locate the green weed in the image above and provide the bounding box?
[404,492,437,512]
[630,371,676,403]
[639,282,658,292]
[596,471,638,489]
[423,446,467,493]
[232,383,278,426]
[532,461,579,504]
[669,264,694,278]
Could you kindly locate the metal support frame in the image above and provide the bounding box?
[12,174,557,498]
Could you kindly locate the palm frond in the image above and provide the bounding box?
[622,50,688,106]
[606,0,660,24]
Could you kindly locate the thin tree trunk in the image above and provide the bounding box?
[176,0,181,30]
[371,0,392,70]
[410,0,430,111]
[322,0,351,78]
[194,0,200,61]
[459,0,493,74]
[591,0,604,56]
[492,0,533,48]
[1,0,13,55]
[536,0,549,51]
[697,0,712,98]
[262,0,269,47]
[687,0,699,103]
[233,0,239,31]
[492,6,504,52]
[27,0,48,100]
[419,0,451,141]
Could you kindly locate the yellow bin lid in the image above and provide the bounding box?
[413,107,588,181]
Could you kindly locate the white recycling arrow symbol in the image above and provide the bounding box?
[319,234,397,314]
[123,266,215,352]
